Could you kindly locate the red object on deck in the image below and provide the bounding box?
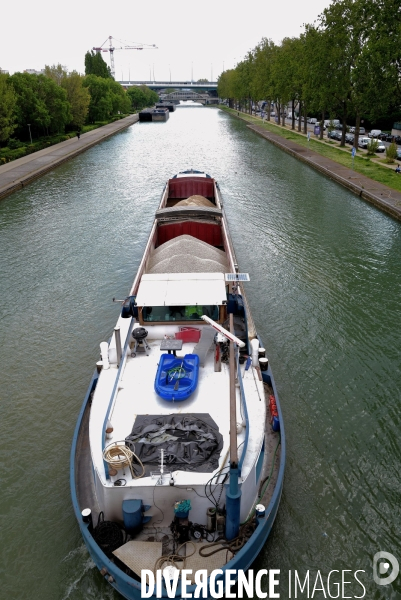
[269,395,278,422]
[175,328,201,343]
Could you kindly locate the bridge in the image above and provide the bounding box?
[118,80,218,93]
[159,90,219,105]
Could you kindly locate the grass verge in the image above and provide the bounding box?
[220,107,401,193]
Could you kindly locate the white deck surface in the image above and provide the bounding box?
[89,320,266,492]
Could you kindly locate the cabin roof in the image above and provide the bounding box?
[136,272,226,306]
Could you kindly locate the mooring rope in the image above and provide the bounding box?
[198,521,256,557]
[102,441,145,479]
[154,541,197,573]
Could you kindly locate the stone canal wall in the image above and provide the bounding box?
[246,122,401,222]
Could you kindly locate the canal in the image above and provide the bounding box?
[1,104,400,599]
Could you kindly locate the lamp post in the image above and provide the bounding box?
[27,124,32,144]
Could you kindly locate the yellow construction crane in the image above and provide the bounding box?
[93,36,157,79]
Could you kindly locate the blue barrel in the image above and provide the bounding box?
[122,499,143,534]
[272,416,280,432]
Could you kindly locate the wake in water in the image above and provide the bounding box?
[61,544,115,600]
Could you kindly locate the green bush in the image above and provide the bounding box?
[8,138,24,150]
[367,139,379,155]
[0,147,28,161]
[385,142,397,163]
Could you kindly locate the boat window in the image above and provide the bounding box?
[142,305,219,322]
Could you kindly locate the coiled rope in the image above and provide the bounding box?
[198,521,256,557]
[93,511,124,556]
[103,441,145,479]
[154,541,196,573]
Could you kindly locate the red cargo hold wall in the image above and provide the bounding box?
[168,177,215,200]
[157,222,222,247]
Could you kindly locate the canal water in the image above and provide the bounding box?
[1,105,400,599]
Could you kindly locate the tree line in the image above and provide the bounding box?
[218,0,401,148]
[0,52,159,145]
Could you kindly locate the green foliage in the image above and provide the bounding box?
[385,142,397,163]
[127,85,158,111]
[85,51,113,79]
[0,73,17,142]
[61,71,90,128]
[218,0,401,134]
[7,138,24,149]
[9,72,71,139]
[44,64,67,86]
[366,138,379,155]
[83,75,130,122]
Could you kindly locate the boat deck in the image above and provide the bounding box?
[90,320,266,488]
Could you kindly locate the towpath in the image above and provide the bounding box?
[246,122,401,221]
[0,114,139,201]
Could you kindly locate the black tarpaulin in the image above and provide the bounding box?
[125,413,223,473]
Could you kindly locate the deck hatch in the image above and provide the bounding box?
[136,273,227,306]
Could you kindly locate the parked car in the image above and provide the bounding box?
[349,126,366,134]
[327,130,339,140]
[324,119,340,128]
[371,139,386,152]
[396,148,401,159]
[358,137,370,149]
[345,133,355,144]
[309,118,317,124]
[369,129,382,138]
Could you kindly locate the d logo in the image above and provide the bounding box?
[373,552,399,586]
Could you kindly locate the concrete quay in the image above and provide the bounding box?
[247,122,401,221]
[0,114,139,201]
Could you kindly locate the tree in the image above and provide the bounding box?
[108,79,131,114]
[10,72,70,137]
[127,85,158,111]
[0,73,17,143]
[85,51,112,79]
[61,72,90,128]
[251,39,277,119]
[44,64,67,86]
[302,25,336,138]
[37,75,71,133]
[83,75,113,122]
[10,72,50,138]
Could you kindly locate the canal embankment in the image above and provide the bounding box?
[223,108,401,221]
[247,122,401,221]
[0,114,139,201]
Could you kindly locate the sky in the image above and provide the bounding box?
[3,0,333,82]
